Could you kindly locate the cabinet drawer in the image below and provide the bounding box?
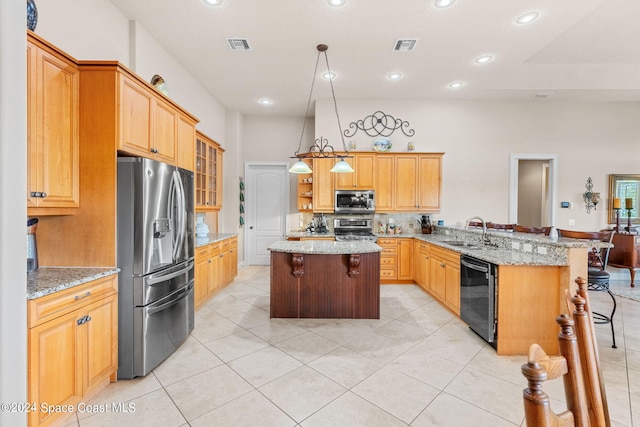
[380,256,397,267]
[195,246,209,259]
[28,274,118,328]
[380,269,397,279]
[380,246,397,255]
[430,245,460,264]
[377,238,396,246]
[417,242,430,254]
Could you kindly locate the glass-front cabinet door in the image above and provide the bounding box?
[195,131,224,211]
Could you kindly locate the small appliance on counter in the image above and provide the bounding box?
[27,217,39,272]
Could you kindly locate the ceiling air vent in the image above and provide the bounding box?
[393,39,418,52]
[226,38,252,51]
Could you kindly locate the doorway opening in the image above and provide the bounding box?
[509,154,558,227]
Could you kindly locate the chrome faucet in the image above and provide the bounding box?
[466,216,489,245]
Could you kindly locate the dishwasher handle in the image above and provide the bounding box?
[460,257,491,274]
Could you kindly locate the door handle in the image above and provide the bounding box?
[250,226,254,229]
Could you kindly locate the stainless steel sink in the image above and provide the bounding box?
[440,240,491,250]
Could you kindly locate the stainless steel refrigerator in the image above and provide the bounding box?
[117,157,195,379]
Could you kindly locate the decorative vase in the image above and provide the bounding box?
[27,0,38,31]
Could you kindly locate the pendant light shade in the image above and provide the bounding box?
[289,160,313,174]
[289,44,353,173]
[330,158,354,173]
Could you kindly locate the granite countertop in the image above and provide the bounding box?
[27,267,120,300]
[269,240,382,254]
[286,231,335,239]
[195,233,238,248]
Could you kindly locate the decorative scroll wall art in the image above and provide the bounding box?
[343,111,415,138]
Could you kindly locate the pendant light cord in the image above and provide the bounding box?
[295,49,322,157]
[321,49,349,155]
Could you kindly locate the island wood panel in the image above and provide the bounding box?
[496,265,564,355]
[270,251,380,319]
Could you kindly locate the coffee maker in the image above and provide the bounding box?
[27,218,38,271]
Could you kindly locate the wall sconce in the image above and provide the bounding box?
[583,177,600,213]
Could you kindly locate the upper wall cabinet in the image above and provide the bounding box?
[118,73,197,168]
[335,152,375,190]
[27,31,80,214]
[195,131,224,211]
[393,154,442,212]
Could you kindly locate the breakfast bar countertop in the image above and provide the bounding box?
[268,240,382,254]
[27,267,120,300]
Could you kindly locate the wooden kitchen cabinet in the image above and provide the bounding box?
[27,31,80,214]
[195,242,221,308]
[194,236,237,309]
[335,152,375,190]
[118,73,196,165]
[428,245,460,315]
[312,157,336,212]
[378,237,413,283]
[296,159,314,212]
[374,155,395,211]
[394,154,442,212]
[28,275,118,427]
[195,131,224,211]
[176,113,197,171]
[413,240,431,290]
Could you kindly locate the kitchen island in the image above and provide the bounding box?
[268,240,381,319]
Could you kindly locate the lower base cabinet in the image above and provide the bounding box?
[195,236,238,309]
[27,275,118,427]
[378,237,413,282]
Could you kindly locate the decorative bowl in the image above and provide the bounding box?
[373,137,392,152]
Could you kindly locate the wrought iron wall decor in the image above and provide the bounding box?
[343,111,415,138]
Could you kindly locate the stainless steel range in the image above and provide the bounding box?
[334,217,377,242]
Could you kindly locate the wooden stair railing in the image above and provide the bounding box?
[521,277,610,427]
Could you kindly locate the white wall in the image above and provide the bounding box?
[0,0,27,425]
[316,99,640,231]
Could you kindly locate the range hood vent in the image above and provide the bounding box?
[226,38,252,51]
[393,39,419,52]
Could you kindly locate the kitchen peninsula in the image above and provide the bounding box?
[268,240,381,319]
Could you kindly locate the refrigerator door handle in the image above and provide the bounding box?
[171,170,186,261]
[146,260,194,286]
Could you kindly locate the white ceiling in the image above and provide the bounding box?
[109,0,640,116]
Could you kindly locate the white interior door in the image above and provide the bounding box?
[245,163,289,265]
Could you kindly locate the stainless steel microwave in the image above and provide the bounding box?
[334,190,375,213]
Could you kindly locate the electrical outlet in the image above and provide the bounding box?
[568,219,576,226]
[537,247,548,255]
[512,242,520,250]
[523,243,533,252]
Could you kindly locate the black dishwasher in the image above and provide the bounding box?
[460,255,497,348]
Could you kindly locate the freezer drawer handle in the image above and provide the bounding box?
[147,260,194,286]
[147,282,193,316]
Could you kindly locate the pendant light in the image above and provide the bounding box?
[289,44,353,174]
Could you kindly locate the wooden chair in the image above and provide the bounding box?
[521,277,610,427]
[514,225,552,235]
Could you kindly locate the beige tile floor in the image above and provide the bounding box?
[61,266,640,426]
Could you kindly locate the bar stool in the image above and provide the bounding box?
[588,230,617,348]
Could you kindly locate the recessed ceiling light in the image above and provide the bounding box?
[434,0,455,8]
[387,72,403,80]
[516,11,540,24]
[327,0,346,6]
[258,98,273,106]
[474,55,494,64]
[322,72,336,80]
[448,81,464,89]
[202,0,222,5]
